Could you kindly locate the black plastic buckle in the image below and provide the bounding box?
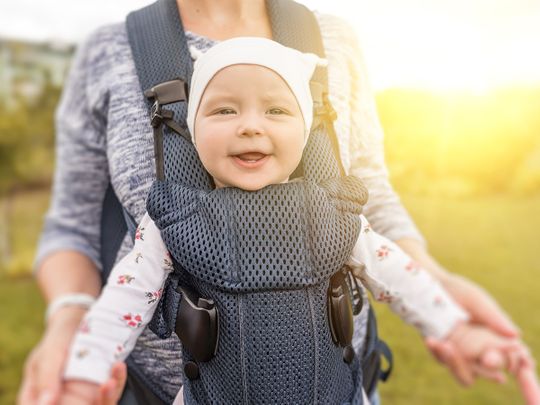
[175,286,219,363]
[145,79,188,128]
[327,269,356,364]
[327,270,354,347]
[150,100,162,128]
[144,78,188,105]
[150,100,175,128]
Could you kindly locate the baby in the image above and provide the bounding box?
[59,38,539,404]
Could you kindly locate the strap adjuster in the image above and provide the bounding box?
[150,100,174,128]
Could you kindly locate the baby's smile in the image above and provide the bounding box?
[232,152,270,168]
[194,64,305,190]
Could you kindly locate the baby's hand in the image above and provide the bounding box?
[59,380,101,405]
[446,322,540,404]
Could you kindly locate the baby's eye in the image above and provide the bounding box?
[266,107,287,115]
[215,108,236,115]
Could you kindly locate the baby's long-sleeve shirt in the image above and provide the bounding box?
[64,212,468,384]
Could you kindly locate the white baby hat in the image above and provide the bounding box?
[186,36,327,142]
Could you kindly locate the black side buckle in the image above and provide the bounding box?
[175,286,219,363]
[327,269,356,364]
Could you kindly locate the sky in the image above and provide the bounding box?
[1,0,540,91]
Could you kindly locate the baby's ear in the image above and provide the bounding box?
[300,52,328,77]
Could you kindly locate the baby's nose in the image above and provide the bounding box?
[237,113,264,137]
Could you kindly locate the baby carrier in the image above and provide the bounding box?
[99,0,392,403]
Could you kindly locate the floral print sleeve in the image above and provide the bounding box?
[63,212,173,384]
[347,216,469,339]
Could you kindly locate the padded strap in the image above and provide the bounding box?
[126,0,193,110]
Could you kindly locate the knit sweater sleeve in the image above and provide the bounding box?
[317,13,425,244]
[33,26,114,272]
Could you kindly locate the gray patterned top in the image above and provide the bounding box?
[35,13,424,399]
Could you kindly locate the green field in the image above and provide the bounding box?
[0,190,538,404]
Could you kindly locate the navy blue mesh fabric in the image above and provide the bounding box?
[129,0,369,402]
[146,124,368,403]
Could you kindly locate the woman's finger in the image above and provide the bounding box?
[517,366,540,405]
[18,306,87,405]
[425,338,475,386]
[34,347,64,405]
[17,367,38,405]
[445,275,519,338]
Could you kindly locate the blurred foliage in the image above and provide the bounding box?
[378,87,540,196]
[0,80,60,195]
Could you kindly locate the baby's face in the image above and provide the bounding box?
[194,64,305,191]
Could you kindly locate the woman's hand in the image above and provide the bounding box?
[425,273,520,386]
[395,238,521,385]
[18,306,87,405]
[18,303,127,405]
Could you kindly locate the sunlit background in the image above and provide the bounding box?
[1,1,539,404]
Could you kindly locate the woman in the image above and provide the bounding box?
[18,0,522,404]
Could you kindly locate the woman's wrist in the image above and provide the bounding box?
[47,306,88,330]
[45,293,96,322]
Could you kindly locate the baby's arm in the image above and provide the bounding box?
[348,215,468,339]
[60,212,173,401]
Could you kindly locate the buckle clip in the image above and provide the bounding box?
[150,100,174,128]
[150,100,162,128]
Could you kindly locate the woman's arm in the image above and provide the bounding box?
[18,25,116,405]
[18,252,101,405]
[37,252,102,305]
[323,14,520,384]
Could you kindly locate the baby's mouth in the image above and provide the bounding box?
[232,152,270,168]
[234,152,267,163]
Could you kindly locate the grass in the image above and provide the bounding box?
[375,193,540,404]
[1,190,539,404]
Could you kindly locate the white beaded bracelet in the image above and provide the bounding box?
[45,293,96,322]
